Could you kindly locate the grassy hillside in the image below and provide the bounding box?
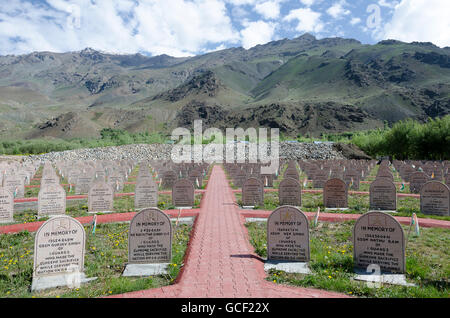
[0,34,448,140]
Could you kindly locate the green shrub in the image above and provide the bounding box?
[0,129,168,155]
[352,116,450,160]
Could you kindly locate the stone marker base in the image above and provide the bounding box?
[264,260,312,274]
[172,217,195,225]
[88,211,114,214]
[174,207,192,210]
[371,210,397,213]
[31,273,97,292]
[37,214,66,219]
[245,218,267,223]
[353,269,415,287]
[242,206,255,209]
[122,263,169,277]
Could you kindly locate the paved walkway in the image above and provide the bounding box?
[109,165,349,298]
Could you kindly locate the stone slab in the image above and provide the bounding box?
[245,218,267,223]
[264,260,312,274]
[87,210,114,214]
[37,214,67,220]
[122,263,169,277]
[325,208,349,211]
[172,217,195,225]
[353,269,415,287]
[371,210,397,213]
[31,273,97,291]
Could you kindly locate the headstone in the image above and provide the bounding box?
[369,178,397,211]
[420,181,450,216]
[75,172,94,194]
[18,170,32,185]
[0,188,14,223]
[123,208,172,276]
[108,173,125,193]
[31,216,96,291]
[343,169,360,190]
[3,175,25,198]
[87,182,114,213]
[267,206,310,262]
[41,173,59,187]
[353,211,405,273]
[278,178,302,206]
[137,163,152,183]
[401,166,415,182]
[172,179,194,208]
[283,167,299,181]
[94,165,106,182]
[161,170,177,189]
[233,169,247,188]
[135,179,158,209]
[67,169,80,185]
[409,171,430,194]
[323,178,348,209]
[313,169,329,188]
[377,168,394,182]
[38,184,66,217]
[188,169,203,189]
[242,177,264,207]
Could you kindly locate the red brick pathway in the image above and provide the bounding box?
[108,165,349,298]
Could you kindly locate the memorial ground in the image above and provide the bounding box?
[0,164,448,298]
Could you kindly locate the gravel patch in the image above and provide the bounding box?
[20,142,345,164]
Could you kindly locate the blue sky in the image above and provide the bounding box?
[0,0,448,57]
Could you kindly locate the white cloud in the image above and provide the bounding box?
[378,0,400,8]
[254,1,281,19]
[283,8,324,33]
[0,0,240,57]
[326,1,350,19]
[350,17,361,25]
[240,20,277,49]
[225,0,258,5]
[300,0,318,6]
[382,0,450,47]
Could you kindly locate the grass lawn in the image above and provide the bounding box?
[245,220,449,297]
[0,221,193,298]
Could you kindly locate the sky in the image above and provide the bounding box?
[0,0,449,57]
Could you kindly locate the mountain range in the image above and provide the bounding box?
[0,33,449,139]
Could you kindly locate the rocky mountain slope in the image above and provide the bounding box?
[0,34,448,139]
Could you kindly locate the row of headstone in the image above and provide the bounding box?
[299,159,376,190]
[393,160,448,185]
[156,162,210,189]
[224,162,279,189]
[238,173,449,215]
[0,170,198,222]
[54,159,135,194]
[32,207,173,291]
[267,206,406,274]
